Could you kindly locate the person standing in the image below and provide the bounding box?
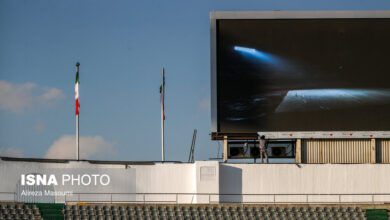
[259,135,269,164]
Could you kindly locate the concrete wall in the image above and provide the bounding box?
[132,163,196,203]
[0,160,199,203]
[1,159,390,204]
[220,163,390,203]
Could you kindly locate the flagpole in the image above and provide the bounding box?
[76,62,80,161]
[161,67,165,162]
[76,111,79,161]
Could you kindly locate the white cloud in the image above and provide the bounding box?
[0,147,24,158]
[0,80,65,113]
[41,87,64,101]
[45,135,115,160]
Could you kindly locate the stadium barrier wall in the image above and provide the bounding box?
[1,159,390,204]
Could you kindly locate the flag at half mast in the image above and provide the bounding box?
[75,62,80,115]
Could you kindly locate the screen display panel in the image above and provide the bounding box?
[216,18,390,133]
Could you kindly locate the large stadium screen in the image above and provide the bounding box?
[214,18,390,133]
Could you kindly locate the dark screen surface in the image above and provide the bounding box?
[216,19,390,133]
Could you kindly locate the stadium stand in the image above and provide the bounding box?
[0,203,42,220]
[366,209,388,220]
[3,202,390,220]
[62,204,370,220]
[35,203,63,220]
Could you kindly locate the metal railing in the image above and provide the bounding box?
[2,191,390,204]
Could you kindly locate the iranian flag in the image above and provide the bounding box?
[75,63,80,115]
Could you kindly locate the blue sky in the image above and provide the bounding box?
[1,0,390,161]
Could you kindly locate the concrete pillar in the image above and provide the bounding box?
[296,139,302,163]
[223,136,228,163]
[371,138,376,164]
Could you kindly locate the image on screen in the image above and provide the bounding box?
[216,18,390,133]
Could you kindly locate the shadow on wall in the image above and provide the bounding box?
[219,165,242,203]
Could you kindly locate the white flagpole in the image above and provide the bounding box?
[76,62,80,161]
[76,113,79,160]
[161,67,165,162]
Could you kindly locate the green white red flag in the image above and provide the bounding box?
[75,68,80,115]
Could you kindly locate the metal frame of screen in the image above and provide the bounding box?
[210,10,390,139]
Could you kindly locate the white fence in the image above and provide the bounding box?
[2,192,390,204]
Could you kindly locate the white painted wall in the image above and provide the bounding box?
[220,163,390,203]
[1,159,390,204]
[195,161,219,203]
[131,163,196,203]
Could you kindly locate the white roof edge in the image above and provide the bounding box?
[257,131,390,139]
[210,10,390,19]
